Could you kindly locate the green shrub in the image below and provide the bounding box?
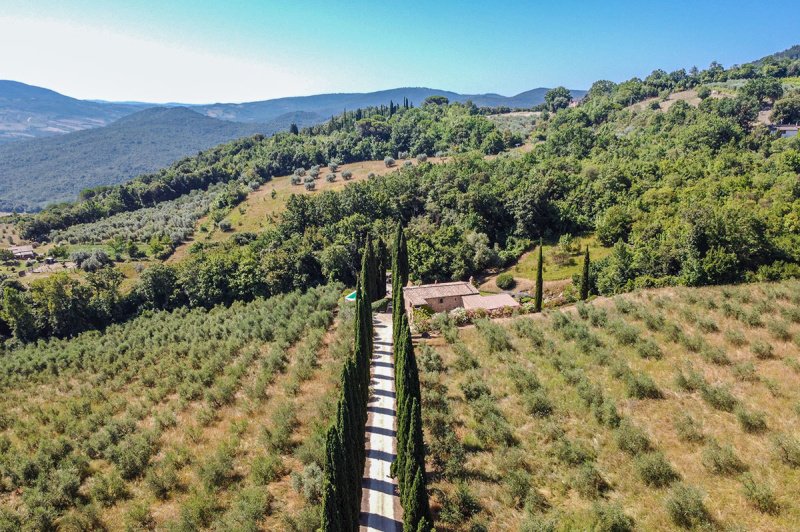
[732,361,758,382]
[636,452,679,487]
[750,340,774,359]
[453,343,480,371]
[179,489,218,530]
[591,502,634,532]
[504,469,531,508]
[700,383,737,412]
[461,372,492,401]
[625,371,663,399]
[724,329,746,347]
[90,469,127,506]
[472,397,515,447]
[636,338,663,360]
[199,441,237,491]
[616,421,652,456]
[496,272,516,290]
[701,440,747,475]
[695,316,718,333]
[767,320,791,341]
[593,397,622,428]
[700,346,730,366]
[524,489,550,514]
[524,390,554,418]
[262,404,297,453]
[251,453,285,485]
[289,463,323,503]
[124,501,155,531]
[418,344,445,373]
[213,486,273,531]
[439,483,481,525]
[554,437,595,466]
[772,433,800,467]
[674,366,706,392]
[511,318,545,346]
[740,473,779,514]
[674,414,704,443]
[475,319,513,352]
[665,484,711,529]
[735,406,767,433]
[573,464,610,499]
[610,320,641,345]
[146,459,180,500]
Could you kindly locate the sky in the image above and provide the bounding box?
[1,0,799,104]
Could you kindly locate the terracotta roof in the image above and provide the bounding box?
[403,281,478,306]
[462,293,520,310]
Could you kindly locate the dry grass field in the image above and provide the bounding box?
[418,280,800,531]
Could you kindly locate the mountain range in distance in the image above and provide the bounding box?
[0,80,586,144]
[0,81,586,211]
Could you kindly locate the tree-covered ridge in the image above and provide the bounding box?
[20,101,520,241]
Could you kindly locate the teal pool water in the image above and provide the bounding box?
[345,291,357,302]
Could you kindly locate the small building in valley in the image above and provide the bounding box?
[8,245,35,260]
[404,281,479,314]
[462,293,520,311]
[403,281,520,315]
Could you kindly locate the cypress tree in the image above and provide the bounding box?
[534,239,544,312]
[580,246,590,301]
[321,426,344,532]
[373,237,387,299]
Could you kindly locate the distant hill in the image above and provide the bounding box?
[193,87,587,123]
[752,44,800,64]
[0,80,147,144]
[0,107,297,211]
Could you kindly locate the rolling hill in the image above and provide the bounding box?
[0,107,301,211]
[0,80,146,144]
[193,87,587,123]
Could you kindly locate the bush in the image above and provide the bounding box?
[524,390,554,417]
[416,153,428,163]
[213,487,273,531]
[735,406,767,433]
[554,437,595,466]
[179,489,217,530]
[439,483,481,525]
[384,156,395,167]
[616,421,652,456]
[625,371,663,399]
[768,320,791,341]
[701,440,747,475]
[636,339,662,360]
[636,452,679,487]
[290,463,323,503]
[773,433,800,467]
[460,372,491,401]
[474,319,513,352]
[700,346,730,365]
[418,344,445,373]
[732,361,758,382]
[573,464,610,499]
[199,441,237,490]
[495,272,515,290]
[504,469,531,508]
[304,182,316,191]
[724,328,746,346]
[750,340,774,359]
[251,453,284,486]
[217,219,232,232]
[325,173,336,182]
[90,469,127,506]
[740,473,779,514]
[591,502,634,532]
[674,414,704,443]
[124,501,155,531]
[341,170,353,180]
[674,366,705,392]
[146,459,180,500]
[665,484,711,529]
[328,162,339,172]
[700,383,737,412]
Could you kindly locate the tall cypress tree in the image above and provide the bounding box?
[373,237,388,299]
[534,239,544,312]
[321,426,344,532]
[580,246,590,301]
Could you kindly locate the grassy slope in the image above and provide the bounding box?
[420,280,800,530]
[0,286,349,529]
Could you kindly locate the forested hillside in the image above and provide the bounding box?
[0,108,293,211]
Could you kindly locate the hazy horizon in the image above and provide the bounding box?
[2,0,799,104]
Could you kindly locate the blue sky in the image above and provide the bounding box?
[2,0,798,103]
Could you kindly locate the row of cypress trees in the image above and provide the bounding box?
[390,225,433,532]
[321,239,377,531]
